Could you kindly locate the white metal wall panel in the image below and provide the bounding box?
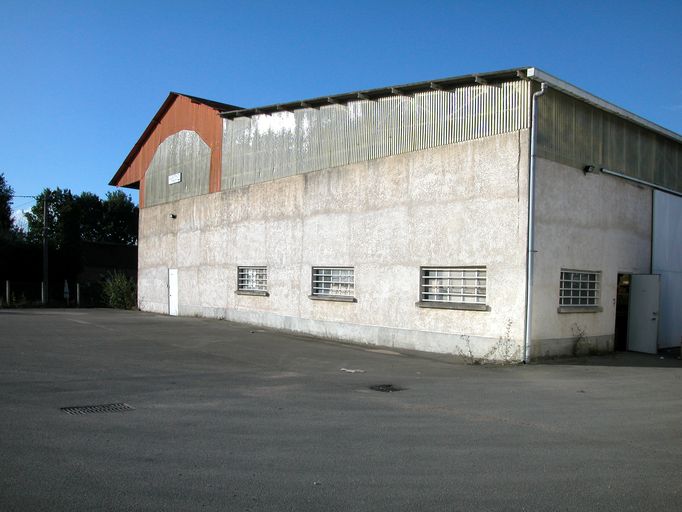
[652,190,682,348]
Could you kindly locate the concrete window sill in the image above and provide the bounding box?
[415,301,489,311]
[309,295,357,303]
[235,290,269,297]
[557,306,603,314]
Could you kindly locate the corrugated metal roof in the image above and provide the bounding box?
[177,92,242,112]
[526,68,682,144]
[221,67,526,119]
[112,67,681,191]
[221,67,682,144]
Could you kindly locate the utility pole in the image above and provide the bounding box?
[42,192,49,305]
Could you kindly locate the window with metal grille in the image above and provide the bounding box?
[420,267,487,304]
[559,270,600,306]
[237,266,267,293]
[311,267,354,299]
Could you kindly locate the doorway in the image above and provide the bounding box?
[626,274,660,354]
[614,273,630,351]
[168,268,178,316]
[615,273,661,354]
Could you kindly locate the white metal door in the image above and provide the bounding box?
[168,268,179,316]
[627,274,660,354]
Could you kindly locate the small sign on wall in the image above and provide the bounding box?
[168,172,182,185]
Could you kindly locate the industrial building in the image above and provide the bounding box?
[110,68,682,361]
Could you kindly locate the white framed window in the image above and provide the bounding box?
[236,266,268,296]
[310,267,355,301]
[559,269,600,307]
[417,266,488,311]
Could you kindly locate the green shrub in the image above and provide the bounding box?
[101,272,136,310]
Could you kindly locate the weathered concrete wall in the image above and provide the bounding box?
[531,158,652,357]
[138,130,530,358]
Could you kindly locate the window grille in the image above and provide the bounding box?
[312,267,354,298]
[420,267,487,304]
[237,267,267,292]
[559,270,600,306]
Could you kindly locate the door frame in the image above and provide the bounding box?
[168,268,179,316]
[626,273,660,354]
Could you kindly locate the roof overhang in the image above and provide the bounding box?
[221,67,681,145]
[220,67,527,119]
[526,68,682,144]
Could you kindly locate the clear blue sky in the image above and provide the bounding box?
[2,0,681,211]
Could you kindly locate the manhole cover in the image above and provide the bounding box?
[60,403,134,415]
[369,384,404,393]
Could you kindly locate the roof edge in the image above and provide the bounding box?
[221,66,681,144]
[526,67,682,144]
[221,67,528,119]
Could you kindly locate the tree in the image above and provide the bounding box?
[0,173,14,235]
[101,191,138,245]
[25,188,80,248]
[77,192,104,243]
[24,188,138,247]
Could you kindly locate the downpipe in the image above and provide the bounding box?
[523,82,548,364]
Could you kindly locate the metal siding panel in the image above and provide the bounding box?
[220,80,533,192]
[144,130,211,207]
[536,89,682,193]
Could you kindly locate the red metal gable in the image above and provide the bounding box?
[110,93,240,207]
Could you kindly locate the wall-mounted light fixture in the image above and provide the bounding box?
[583,165,595,175]
[169,213,177,219]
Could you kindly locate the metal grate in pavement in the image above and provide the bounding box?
[369,384,404,393]
[60,403,134,415]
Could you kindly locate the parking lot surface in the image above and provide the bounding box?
[1,308,680,511]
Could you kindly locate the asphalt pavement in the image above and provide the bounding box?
[1,308,680,511]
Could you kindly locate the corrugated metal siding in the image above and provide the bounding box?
[537,88,682,193]
[221,80,531,190]
[144,130,211,207]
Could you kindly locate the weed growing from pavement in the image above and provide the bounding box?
[457,335,478,364]
[457,319,521,365]
[572,323,588,356]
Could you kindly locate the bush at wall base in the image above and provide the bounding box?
[101,272,136,310]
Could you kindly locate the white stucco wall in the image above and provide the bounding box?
[138,130,530,358]
[531,158,652,357]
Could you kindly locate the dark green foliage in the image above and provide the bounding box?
[2,176,138,303]
[101,272,136,310]
[0,173,14,235]
[101,191,138,245]
[24,188,138,248]
[78,192,105,243]
[25,188,78,248]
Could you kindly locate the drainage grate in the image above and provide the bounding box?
[61,403,134,415]
[369,384,404,393]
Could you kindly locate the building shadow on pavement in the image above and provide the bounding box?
[539,347,681,368]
